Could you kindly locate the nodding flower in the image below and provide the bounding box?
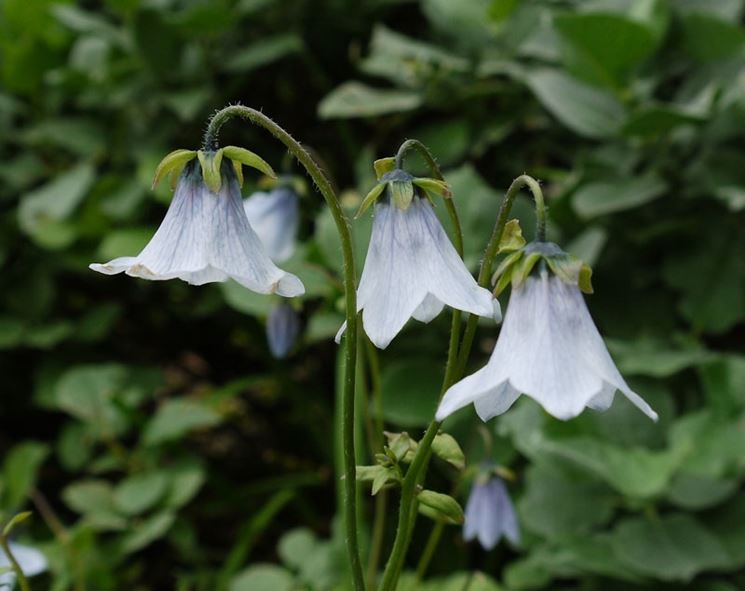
[91,149,304,298]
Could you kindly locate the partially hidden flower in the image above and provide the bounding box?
[90,148,304,297]
[338,191,495,349]
[266,301,301,359]
[463,469,519,550]
[0,541,47,588]
[243,184,300,263]
[436,237,657,422]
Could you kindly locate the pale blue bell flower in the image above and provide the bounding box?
[336,197,496,349]
[463,473,519,550]
[266,301,300,359]
[243,186,300,263]
[437,269,657,422]
[90,161,304,297]
[0,542,47,589]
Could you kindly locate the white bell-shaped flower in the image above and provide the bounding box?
[463,473,519,550]
[339,197,495,349]
[437,269,657,422]
[90,161,304,297]
[243,186,299,263]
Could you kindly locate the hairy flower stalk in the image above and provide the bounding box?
[91,155,304,297]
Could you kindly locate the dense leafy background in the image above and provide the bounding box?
[1,0,744,589]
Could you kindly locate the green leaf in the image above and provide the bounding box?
[17,162,96,249]
[62,480,116,515]
[143,399,221,445]
[120,511,176,554]
[163,462,206,508]
[54,364,128,437]
[224,34,303,72]
[525,69,627,139]
[380,359,443,427]
[97,228,152,260]
[113,472,169,516]
[518,462,615,539]
[318,82,422,119]
[278,528,316,571]
[554,12,659,88]
[611,514,731,581]
[572,173,666,218]
[681,13,745,62]
[230,564,294,591]
[2,442,48,510]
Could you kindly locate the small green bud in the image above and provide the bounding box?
[384,431,418,463]
[431,433,465,470]
[356,465,400,495]
[417,490,464,524]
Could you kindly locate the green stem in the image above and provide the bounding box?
[415,521,443,581]
[0,535,31,591]
[456,174,545,376]
[203,106,365,591]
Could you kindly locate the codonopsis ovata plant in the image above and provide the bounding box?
[89,105,656,591]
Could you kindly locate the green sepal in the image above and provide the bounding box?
[374,157,396,180]
[222,145,277,181]
[356,182,386,218]
[390,180,415,210]
[498,219,526,253]
[512,251,543,287]
[412,177,452,200]
[431,433,465,470]
[417,490,464,524]
[544,255,595,294]
[232,160,244,187]
[3,511,32,537]
[492,250,524,295]
[579,263,594,294]
[197,149,224,193]
[152,149,197,190]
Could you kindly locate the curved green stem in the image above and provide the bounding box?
[456,174,545,376]
[0,535,30,591]
[203,106,365,591]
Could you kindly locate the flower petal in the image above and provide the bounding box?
[413,199,494,318]
[243,187,299,263]
[412,293,445,323]
[357,203,428,348]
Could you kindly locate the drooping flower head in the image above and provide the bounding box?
[0,541,47,588]
[243,179,301,263]
[463,465,519,550]
[337,159,497,349]
[90,147,304,297]
[437,222,657,422]
[266,301,301,359]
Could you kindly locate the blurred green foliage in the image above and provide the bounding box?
[1,0,744,589]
